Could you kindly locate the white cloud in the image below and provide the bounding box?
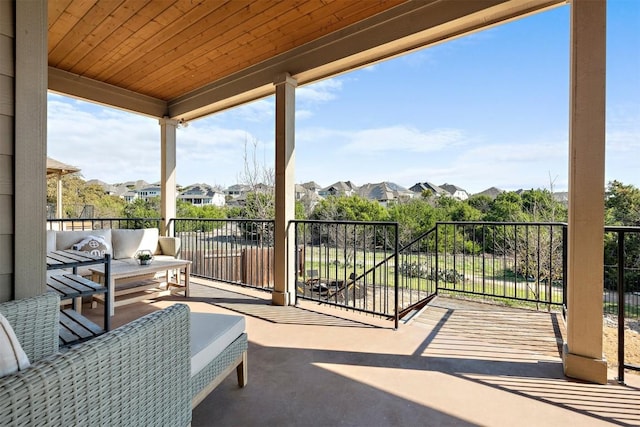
[48,97,159,183]
[606,103,640,151]
[295,109,313,121]
[435,140,568,193]
[341,126,468,154]
[297,78,343,104]
[215,98,274,123]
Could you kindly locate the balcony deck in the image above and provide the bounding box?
[85,278,640,426]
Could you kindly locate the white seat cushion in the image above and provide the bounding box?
[190,312,245,377]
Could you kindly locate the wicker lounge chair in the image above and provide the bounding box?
[0,294,247,426]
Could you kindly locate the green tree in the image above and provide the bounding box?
[310,195,389,222]
[241,192,275,219]
[605,180,640,226]
[295,201,306,220]
[123,197,160,219]
[388,198,437,245]
[466,194,493,214]
[47,173,125,218]
[485,192,525,222]
[520,189,567,222]
[603,181,640,291]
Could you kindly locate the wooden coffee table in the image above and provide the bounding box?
[90,258,191,316]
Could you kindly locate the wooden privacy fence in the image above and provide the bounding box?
[182,248,274,289]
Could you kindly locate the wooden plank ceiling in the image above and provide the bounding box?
[48,0,407,102]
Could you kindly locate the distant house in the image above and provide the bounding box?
[225,184,251,198]
[295,184,323,213]
[121,190,138,203]
[409,182,447,198]
[86,179,117,195]
[440,183,469,200]
[178,183,225,207]
[319,181,358,197]
[358,182,414,206]
[137,185,162,201]
[300,181,323,195]
[473,187,504,200]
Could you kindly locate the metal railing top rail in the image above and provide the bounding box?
[605,225,640,232]
[294,219,398,226]
[437,221,568,226]
[47,217,164,230]
[47,217,164,222]
[169,217,274,222]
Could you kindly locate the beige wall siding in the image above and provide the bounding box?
[14,0,47,299]
[0,0,14,301]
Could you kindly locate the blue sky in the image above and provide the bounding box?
[48,1,639,195]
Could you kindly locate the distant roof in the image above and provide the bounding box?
[409,182,446,195]
[46,157,80,177]
[323,181,358,193]
[474,187,504,199]
[358,182,413,201]
[300,181,323,191]
[440,183,468,194]
[180,183,223,197]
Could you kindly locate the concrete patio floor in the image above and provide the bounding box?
[86,279,640,426]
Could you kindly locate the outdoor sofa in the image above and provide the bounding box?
[0,293,248,426]
[47,227,181,274]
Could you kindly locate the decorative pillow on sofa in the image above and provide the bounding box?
[0,312,30,377]
[55,229,112,252]
[72,235,112,257]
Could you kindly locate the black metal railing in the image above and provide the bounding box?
[170,218,275,290]
[47,217,162,230]
[431,222,567,310]
[294,220,399,328]
[603,226,640,383]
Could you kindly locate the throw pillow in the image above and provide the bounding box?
[0,312,30,377]
[72,235,112,257]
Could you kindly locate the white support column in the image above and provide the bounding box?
[562,0,608,384]
[159,118,178,235]
[272,73,297,306]
[56,174,63,218]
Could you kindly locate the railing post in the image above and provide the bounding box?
[562,225,568,317]
[435,223,439,294]
[617,230,625,384]
[394,222,399,330]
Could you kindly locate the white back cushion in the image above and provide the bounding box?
[0,312,30,377]
[111,228,159,260]
[46,230,57,252]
